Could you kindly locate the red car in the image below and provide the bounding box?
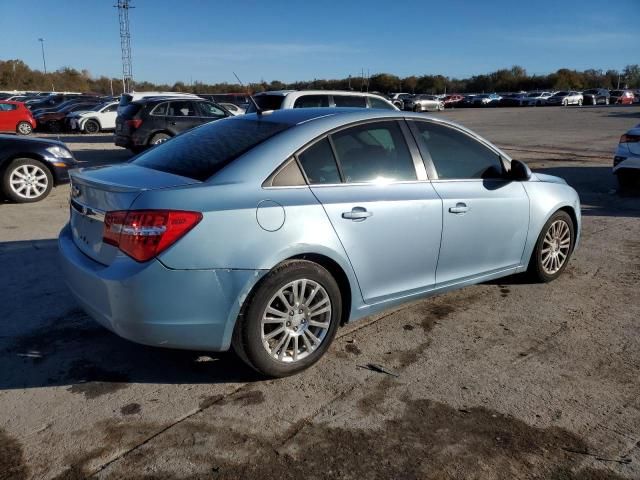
[443,94,464,108]
[0,101,36,135]
[610,90,635,105]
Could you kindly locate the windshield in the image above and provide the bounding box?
[610,90,623,96]
[246,95,285,113]
[132,117,291,181]
[555,92,568,96]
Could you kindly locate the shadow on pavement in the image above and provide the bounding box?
[0,239,260,391]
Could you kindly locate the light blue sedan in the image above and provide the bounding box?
[59,108,581,377]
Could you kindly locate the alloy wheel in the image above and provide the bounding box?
[9,164,49,200]
[260,279,332,363]
[17,122,32,135]
[541,220,571,275]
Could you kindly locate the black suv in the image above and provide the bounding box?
[115,97,231,153]
[582,88,610,105]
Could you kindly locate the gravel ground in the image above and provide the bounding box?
[1,105,639,480]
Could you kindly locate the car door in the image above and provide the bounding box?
[166,100,201,134]
[297,120,443,303]
[409,120,529,286]
[0,103,13,131]
[99,103,119,129]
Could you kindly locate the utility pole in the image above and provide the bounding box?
[115,0,134,93]
[38,38,47,74]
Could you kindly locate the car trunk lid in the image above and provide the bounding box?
[69,163,199,265]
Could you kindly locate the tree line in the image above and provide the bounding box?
[1,59,638,96]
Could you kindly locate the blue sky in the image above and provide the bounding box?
[0,0,637,84]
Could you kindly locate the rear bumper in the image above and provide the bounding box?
[58,224,266,352]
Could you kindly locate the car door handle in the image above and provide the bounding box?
[448,202,469,214]
[342,207,373,221]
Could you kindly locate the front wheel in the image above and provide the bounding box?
[232,260,342,377]
[16,121,33,135]
[84,119,100,134]
[2,158,53,203]
[528,211,575,282]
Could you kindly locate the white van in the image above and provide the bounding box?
[246,90,397,113]
[117,91,200,115]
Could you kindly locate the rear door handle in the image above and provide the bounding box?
[448,202,469,214]
[342,207,373,221]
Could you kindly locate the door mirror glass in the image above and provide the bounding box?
[509,159,531,181]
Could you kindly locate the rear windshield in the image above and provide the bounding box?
[132,118,290,181]
[246,95,284,113]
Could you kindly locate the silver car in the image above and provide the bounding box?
[59,108,581,377]
[403,94,444,112]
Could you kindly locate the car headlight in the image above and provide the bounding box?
[46,146,73,159]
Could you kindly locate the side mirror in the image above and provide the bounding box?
[509,159,532,181]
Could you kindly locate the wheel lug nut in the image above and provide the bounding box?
[286,321,291,326]
[289,311,293,316]
[298,309,303,314]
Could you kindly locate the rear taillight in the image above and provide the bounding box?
[620,134,640,144]
[125,119,142,129]
[103,210,202,262]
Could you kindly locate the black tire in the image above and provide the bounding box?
[617,170,638,190]
[16,121,33,135]
[2,158,53,203]
[232,260,342,377]
[150,132,170,146]
[84,119,100,134]
[527,210,575,283]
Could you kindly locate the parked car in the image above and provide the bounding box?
[35,102,100,132]
[545,91,583,106]
[472,93,502,106]
[31,96,102,117]
[246,91,397,113]
[118,91,200,115]
[69,102,119,133]
[218,102,245,116]
[26,93,85,111]
[609,90,635,105]
[582,88,610,105]
[0,101,36,135]
[0,135,76,202]
[388,93,412,109]
[59,108,581,377]
[499,93,527,107]
[114,97,231,152]
[443,94,465,108]
[522,92,553,106]
[612,124,640,188]
[403,94,444,112]
[633,91,640,104]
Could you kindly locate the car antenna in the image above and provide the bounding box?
[233,72,262,115]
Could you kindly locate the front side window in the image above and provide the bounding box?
[331,121,416,183]
[197,102,226,118]
[293,95,330,108]
[297,138,341,185]
[333,95,367,108]
[412,121,504,180]
[168,101,196,117]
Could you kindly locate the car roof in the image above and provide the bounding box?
[255,90,387,98]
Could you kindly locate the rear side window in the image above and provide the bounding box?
[293,95,330,108]
[333,96,367,108]
[331,121,416,183]
[297,138,341,185]
[0,103,17,111]
[412,121,503,180]
[197,102,226,118]
[246,95,284,113]
[132,118,290,181]
[168,101,196,117]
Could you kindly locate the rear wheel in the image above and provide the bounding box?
[150,133,170,145]
[232,260,342,377]
[84,119,100,134]
[528,211,574,283]
[16,121,33,135]
[2,158,53,203]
